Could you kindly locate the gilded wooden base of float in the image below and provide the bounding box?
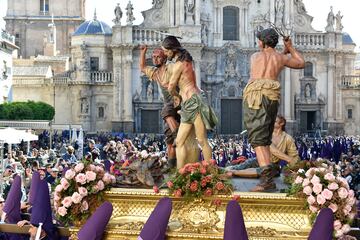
[69,188,311,240]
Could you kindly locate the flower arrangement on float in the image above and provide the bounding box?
[287,162,357,238]
[154,160,234,205]
[53,160,116,226]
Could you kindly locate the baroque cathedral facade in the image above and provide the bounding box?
[6,0,360,135]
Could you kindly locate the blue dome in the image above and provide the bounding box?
[342,33,355,45]
[73,19,112,36]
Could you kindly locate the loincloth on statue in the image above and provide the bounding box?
[243,79,280,148]
[180,92,218,130]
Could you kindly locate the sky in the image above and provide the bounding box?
[0,0,359,50]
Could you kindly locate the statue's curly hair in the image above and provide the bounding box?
[162,36,193,62]
[256,28,279,48]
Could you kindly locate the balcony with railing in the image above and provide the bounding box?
[132,27,168,44]
[90,71,112,83]
[294,33,326,49]
[341,75,360,89]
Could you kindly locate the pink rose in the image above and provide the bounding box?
[61,196,73,208]
[199,167,206,175]
[85,171,97,182]
[303,186,312,195]
[78,187,88,197]
[310,175,320,185]
[65,169,76,180]
[54,194,61,201]
[95,166,104,173]
[60,178,70,190]
[335,230,344,238]
[309,205,318,213]
[316,194,326,205]
[294,176,303,184]
[75,173,87,185]
[81,201,89,212]
[71,192,82,204]
[74,163,84,172]
[341,224,351,234]
[89,164,96,171]
[329,203,338,213]
[174,189,182,197]
[232,195,240,201]
[333,220,342,230]
[167,181,174,188]
[204,188,213,197]
[312,183,323,195]
[97,180,105,191]
[343,205,352,215]
[55,184,63,193]
[190,181,198,192]
[307,195,316,205]
[337,187,348,199]
[328,182,339,190]
[57,207,67,217]
[348,189,355,198]
[179,168,186,175]
[153,186,159,193]
[215,182,224,191]
[102,174,111,184]
[324,173,335,181]
[347,196,356,205]
[321,189,333,200]
[110,175,116,183]
[305,169,314,178]
[302,179,310,187]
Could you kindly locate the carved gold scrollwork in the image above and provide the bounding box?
[115,221,144,230]
[173,199,220,233]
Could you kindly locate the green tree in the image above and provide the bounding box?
[0,101,55,120]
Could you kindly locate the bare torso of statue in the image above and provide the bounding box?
[175,61,200,102]
[249,48,285,82]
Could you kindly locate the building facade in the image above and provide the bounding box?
[10,0,360,135]
[4,0,85,58]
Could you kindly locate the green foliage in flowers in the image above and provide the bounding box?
[0,101,55,120]
[165,161,233,199]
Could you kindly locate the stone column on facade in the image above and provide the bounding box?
[123,53,134,130]
[284,68,292,119]
[180,0,185,25]
[195,0,200,25]
[327,53,335,121]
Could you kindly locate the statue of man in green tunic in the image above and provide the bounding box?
[161,36,218,169]
[243,28,305,192]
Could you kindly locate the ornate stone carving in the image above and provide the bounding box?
[152,0,164,9]
[223,44,239,79]
[294,0,306,14]
[113,3,123,25]
[116,221,144,230]
[201,23,209,44]
[275,0,284,27]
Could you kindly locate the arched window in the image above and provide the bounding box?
[98,107,105,118]
[223,6,239,41]
[304,62,313,77]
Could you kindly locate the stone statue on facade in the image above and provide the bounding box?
[147,82,153,102]
[81,98,89,114]
[125,1,135,25]
[275,0,285,26]
[2,60,7,80]
[113,3,122,25]
[184,0,195,24]
[335,11,343,32]
[201,23,208,44]
[325,6,335,32]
